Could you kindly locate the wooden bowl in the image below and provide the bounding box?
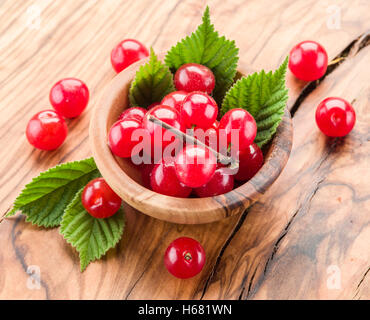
[89,57,293,224]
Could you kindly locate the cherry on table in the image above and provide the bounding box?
[219,108,257,152]
[161,91,187,113]
[175,144,217,188]
[181,91,218,129]
[111,39,149,73]
[315,97,356,137]
[174,63,215,94]
[164,237,206,279]
[234,143,263,181]
[150,158,192,198]
[289,40,328,81]
[26,110,68,151]
[81,178,122,219]
[49,78,89,118]
[108,118,142,158]
[195,166,234,197]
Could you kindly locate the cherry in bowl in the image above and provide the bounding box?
[219,108,257,152]
[175,144,217,188]
[174,63,215,94]
[181,91,218,129]
[108,118,142,158]
[161,91,187,113]
[150,158,192,198]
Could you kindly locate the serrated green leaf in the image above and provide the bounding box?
[165,6,239,104]
[221,57,289,147]
[7,158,100,227]
[60,190,125,271]
[129,48,175,108]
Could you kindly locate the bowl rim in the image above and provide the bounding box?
[89,57,293,224]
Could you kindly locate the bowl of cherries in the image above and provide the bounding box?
[90,53,293,224]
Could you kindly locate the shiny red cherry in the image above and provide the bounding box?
[49,78,89,118]
[195,166,234,197]
[142,105,185,159]
[174,63,215,94]
[164,237,206,279]
[181,91,218,129]
[111,39,149,73]
[118,107,147,122]
[26,110,68,151]
[315,97,356,137]
[175,145,217,188]
[235,143,264,181]
[289,40,328,81]
[161,91,187,113]
[108,118,142,158]
[81,178,121,218]
[150,158,192,198]
[219,108,257,152]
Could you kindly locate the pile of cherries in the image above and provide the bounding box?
[108,62,263,198]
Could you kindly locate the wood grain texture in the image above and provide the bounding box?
[0,0,369,299]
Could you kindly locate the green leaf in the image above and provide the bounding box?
[129,48,175,108]
[60,190,125,271]
[221,57,289,147]
[7,158,100,227]
[165,6,239,104]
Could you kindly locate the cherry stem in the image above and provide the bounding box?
[148,115,239,170]
[184,252,192,261]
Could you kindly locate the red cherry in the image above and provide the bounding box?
[315,97,356,137]
[150,158,192,198]
[174,63,215,94]
[219,108,257,152]
[161,91,187,113]
[108,118,142,158]
[175,145,217,188]
[181,92,218,129]
[195,166,234,197]
[193,121,219,151]
[235,143,263,181]
[49,78,89,118]
[118,107,146,122]
[148,102,160,110]
[111,39,149,73]
[142,105,185,159]
[289,41,328,81]
[141,163,155,189]
[164,237,206,279]
[26,110,68,151]
[81,178,122,218]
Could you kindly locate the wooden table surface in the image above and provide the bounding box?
[0,0,369,300]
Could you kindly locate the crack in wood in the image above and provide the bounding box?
[353,267,370,299]
[199,207,251,299]
[199,30,370,300]
[124,225,174,299]
[290,30,370,117]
